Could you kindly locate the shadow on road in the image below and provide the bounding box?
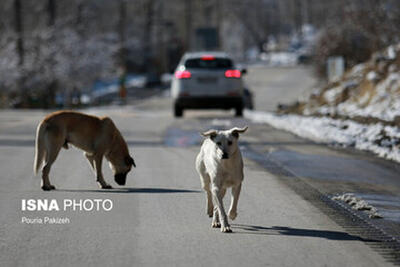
[57,187,201,194]
[0,139,165,148]
[232,224,378,242]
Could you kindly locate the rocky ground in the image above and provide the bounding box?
[254,44,400,164]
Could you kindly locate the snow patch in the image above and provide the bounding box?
[312,71,400,121]
[323,86,343,103]
[349,63,366,78]
[366,71,378,81]
[387,45,397,60]
[332,193,383,218]
[296,43,400,122]
[245,110,400,163]
[260,52,298,66]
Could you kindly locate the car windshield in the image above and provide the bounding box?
[184,58,233,69]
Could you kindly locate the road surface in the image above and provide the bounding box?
[243,65,317,111]
[0,66,398,267]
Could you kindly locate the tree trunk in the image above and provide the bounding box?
[47,0,56,108]
[184,0,192,51]
[47,0,56,26]
[118,0,127,67]
[144,0,154,72]
[14,0,24,66]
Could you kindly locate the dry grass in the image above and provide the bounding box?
[279,44,400,126]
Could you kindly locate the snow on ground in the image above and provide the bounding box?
[245,110,400,163]
[335,72,400,121]
[259,52,298,66]
[332,193,383,219]
[300,43,400,122]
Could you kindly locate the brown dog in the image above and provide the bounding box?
[33,111,136,190]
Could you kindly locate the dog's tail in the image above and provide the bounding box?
[34,121,47,175]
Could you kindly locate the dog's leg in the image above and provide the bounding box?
[41,142,62,191]
[86,152,112,188]
[212,206,220,228]
[229,183,242,220]
[211,186,231,232]
[200,174,213,217]
[93,155,112,189]
[211,187,226,228]
[197,158,213,217]
[206,188,213,218]
[85,152,95,171]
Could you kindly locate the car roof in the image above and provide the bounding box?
[182,51,230,60]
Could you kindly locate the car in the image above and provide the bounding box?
[171,52,246,117]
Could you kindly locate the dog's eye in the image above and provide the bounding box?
[228,141,233,146]
[216,142,222,146]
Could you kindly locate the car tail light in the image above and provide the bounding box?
[175,70,191,79]
[225,69,241,78]
[179,92,190,97]
[201,55,215,61]
[227,91,239,96]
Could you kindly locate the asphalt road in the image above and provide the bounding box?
[0,66,398,267]
[243,65,318,111]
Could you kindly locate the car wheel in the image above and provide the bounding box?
[235,107,243,117]
[174,105,183,117]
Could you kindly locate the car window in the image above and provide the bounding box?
[184,58,233,69]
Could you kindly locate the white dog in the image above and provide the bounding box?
[195,126,248,233]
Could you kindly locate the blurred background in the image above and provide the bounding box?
[1,0,400,109]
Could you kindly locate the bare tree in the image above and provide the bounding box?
[14,0,23,66]
[184,0,192,50]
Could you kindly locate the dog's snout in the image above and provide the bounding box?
[114,173,127,186]
[222,152,229,159]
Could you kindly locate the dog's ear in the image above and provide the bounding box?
[231,126,248,138]
[125,156,136,168]
[201,129,217,139]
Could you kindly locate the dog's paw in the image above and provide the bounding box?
[228,210,237,220]
[101,184,113,189]
[41,185,56,191]
[211,221,221,228]
[221,226,232,233]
